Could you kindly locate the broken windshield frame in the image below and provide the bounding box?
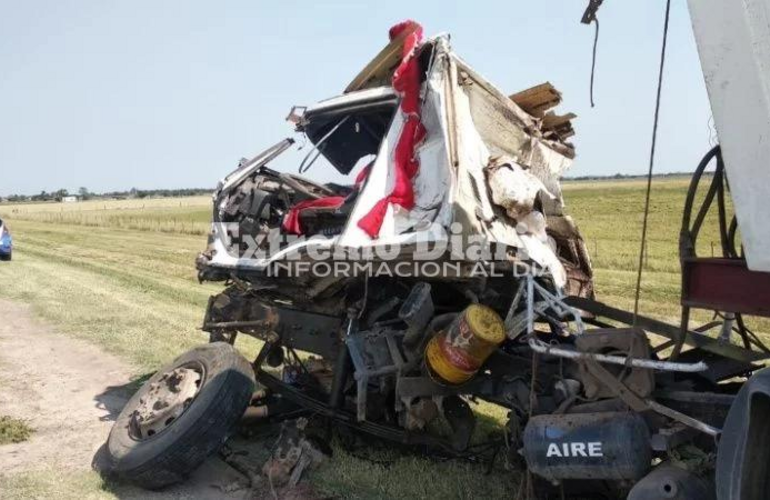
[219,138,296,193]
[297,87,399,176]
[297,116,351,175]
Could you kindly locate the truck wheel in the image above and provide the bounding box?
[107,342,255,489]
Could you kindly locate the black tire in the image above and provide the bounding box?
[0,252,10,261]
[107,342,255,489]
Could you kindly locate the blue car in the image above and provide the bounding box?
[0,218,12,261]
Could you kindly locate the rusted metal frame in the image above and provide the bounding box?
[348,327,409,419]
[582,358,648,412]
[676,348,760,382]
[329,318,356,411]
[731,313,748,351]
[347,339,402,421]
[396,375,494,399]
[256,305,344,359]
[565,296,770,363]
[646,399,721,437]
[736,314,770,353]
[584,358,721,436]
[203,319,272,330]
[736,313,753,350]
[396,350,538,401]
[528,338,707,372]
[583,316,617,329]
[201,296,241,344]
[484,349,554,380]
[285,346,313,381]
[650,425,699,452]
[652,389,735,406]
[201,295,215,329]
[652,339,677,354]
[693,320,724,333]
[252,337,279,380]
[255,365,499,460]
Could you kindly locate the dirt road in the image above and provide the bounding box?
[0,300,257,500]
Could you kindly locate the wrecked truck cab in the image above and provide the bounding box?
[196,34,593,298]
[196,85,401,280]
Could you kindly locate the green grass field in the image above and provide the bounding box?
[0,179,764,499]
[3,196,212,235]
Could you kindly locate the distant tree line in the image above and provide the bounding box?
[2,187,213,203]
[563,171,712,181]
[103,187,213,199]
[2,171,708,203]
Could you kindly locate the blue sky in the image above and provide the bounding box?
[0,1,711,196]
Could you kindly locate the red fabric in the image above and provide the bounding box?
[282,196,346,235]
[282,162,372,235]
[357,20,425,238]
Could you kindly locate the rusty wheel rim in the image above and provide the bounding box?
[129,362,205,440]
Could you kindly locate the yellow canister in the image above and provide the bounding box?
[425,304,506,385]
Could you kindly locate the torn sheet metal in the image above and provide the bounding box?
[199,28,588,292]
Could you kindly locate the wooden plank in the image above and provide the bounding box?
[542,111,576,140]
[542,111,577,130]
[344,24,419,93]
[509,82,562,117]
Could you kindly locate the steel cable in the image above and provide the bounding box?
[633,0,673,325]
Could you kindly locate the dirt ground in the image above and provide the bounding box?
[0,299,275,500]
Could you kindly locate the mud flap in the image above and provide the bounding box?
[716,367,770,500]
